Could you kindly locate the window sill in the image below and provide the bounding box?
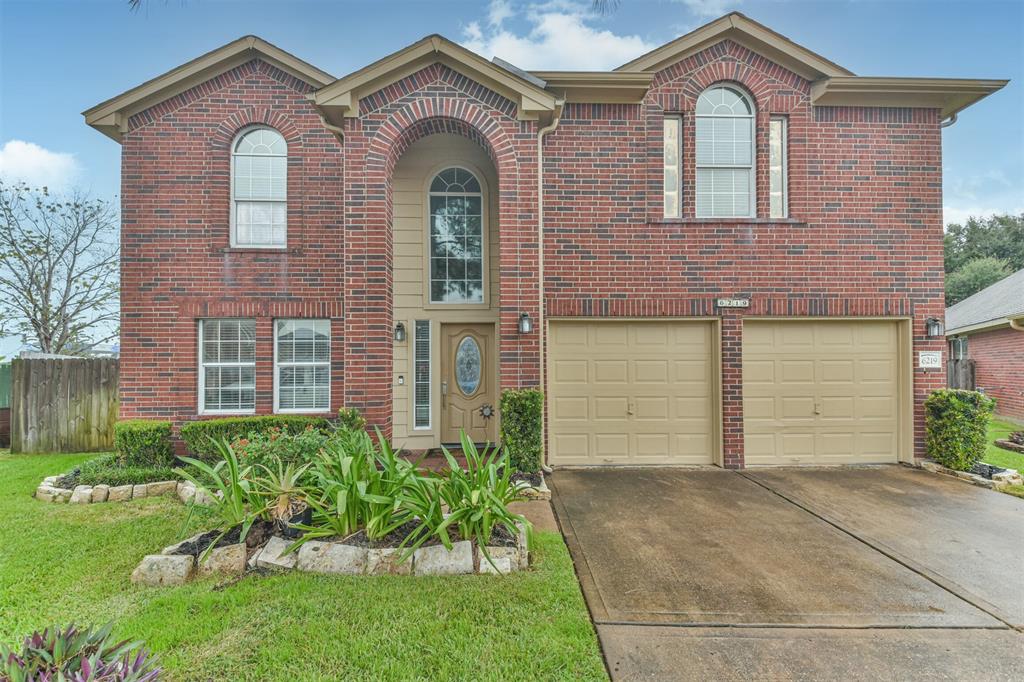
[220,246,301,255]
[653,217,806,226]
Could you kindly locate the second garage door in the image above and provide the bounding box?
[548,320,717,466]
[743,319,903,465]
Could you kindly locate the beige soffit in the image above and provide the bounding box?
[84,36,335,142]
[615,12,854,80]
[528,71,655,103]
[811,77,1009,119]
[310,35,558,124]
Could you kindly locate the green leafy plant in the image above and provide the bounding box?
[499,388,544,472]
[179,415,330,461]
[925,389,997,471]
[113,420,174,468]
[405,431,530,568]
[232,426,333,473]
[0,622,159,681]
[255,456,311,523]
[336,406,368,433]
[175,439,268,561]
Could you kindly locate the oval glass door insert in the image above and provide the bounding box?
[455,336,482,396]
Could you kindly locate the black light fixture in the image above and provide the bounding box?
[394,322,406,342]
[925,317,944,338]
[518,313,534,334]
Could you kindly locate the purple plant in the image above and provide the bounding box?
[1,623,159,681]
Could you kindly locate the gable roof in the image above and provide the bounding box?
[310,35,558,124]
[616,12,853,80]
[946,268,1024,334]
[83,35,335,142]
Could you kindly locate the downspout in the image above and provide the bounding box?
[537,98,564,473]
[318,114,346,144]
[1010,316,1024,331]
[940,113,958,128]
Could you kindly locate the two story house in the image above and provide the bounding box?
[84,12,1005,468]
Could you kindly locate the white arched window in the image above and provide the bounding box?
[695,85,755,218]
[231,126,287,247]
[428,167,484,303]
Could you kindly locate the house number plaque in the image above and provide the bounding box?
[716,298,750,308]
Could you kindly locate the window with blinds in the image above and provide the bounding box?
[232,126,287,247]
[275,319,330,413]
[769,117,788,219]
[414,320,431,429]
[663,116,681,218]
[695,85,755,218]
[199,319,256,414]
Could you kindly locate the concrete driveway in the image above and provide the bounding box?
[550,466,1024,681]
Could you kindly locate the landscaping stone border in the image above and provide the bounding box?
[35,475,215,506]
[131,523,529,586]
[517,473,551,501]
[918,460,1023,490]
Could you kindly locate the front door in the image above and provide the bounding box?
[440,323,496,445]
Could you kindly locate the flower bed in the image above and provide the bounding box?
[34,475,213,506]
[919,459,1023,489]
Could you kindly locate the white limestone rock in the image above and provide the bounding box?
[107,485,133,502]
[366,547,413,576]
[199,543,247,577]
[131,554,194,586]
[91,484,110,503]
[413,540,473,576]
[69,486,93,504]
[297,540,367,575]
[256,536,297,570]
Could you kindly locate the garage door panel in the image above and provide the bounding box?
[744,320,900,465]
[549,320,716,465]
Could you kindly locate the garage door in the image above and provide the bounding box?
[743,320,901,465]
[548,320,716,465]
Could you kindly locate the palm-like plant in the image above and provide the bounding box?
[255,456,311,523]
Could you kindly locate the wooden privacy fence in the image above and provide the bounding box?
[10,357,119,453]
[948,358,976,391]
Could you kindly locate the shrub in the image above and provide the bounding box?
[179,415,330,461]
[0,622,159,681]
[77,454,178,487]
[114,420,174,467]
[231,427,334,472]
[924,389,996,471]
[499,388,544,472]
[337,406,367,432]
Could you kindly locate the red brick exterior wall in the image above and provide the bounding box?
[117,39,949,465]
[967,326,1024,421]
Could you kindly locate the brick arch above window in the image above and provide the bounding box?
[210,108,302,151]
[365,99,518,182]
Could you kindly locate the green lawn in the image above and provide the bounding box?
[0,451,607,681]
[981,418,1024,471]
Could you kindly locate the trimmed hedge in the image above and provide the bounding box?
[179,415,331,460]
[924,389,996,471]
[500,388,544,472]
[113,420,174,467]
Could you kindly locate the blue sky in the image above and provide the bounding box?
[1,0,1022,355]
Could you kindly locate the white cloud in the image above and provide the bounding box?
[674,0,740,19]
[0,140,79,189]
[943,204,1023,227]
[462,1,657,70]
[943,167,1021,226]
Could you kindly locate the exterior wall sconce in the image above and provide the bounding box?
[518,313,534,334]
[925,317,944,338]
[394,322,406,342]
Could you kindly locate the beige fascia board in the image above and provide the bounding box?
[84,35,334,142]
[313,34,556,120]
[530,71,654,103]
[811,76,1009,118]
[615,12,852,79]
[946,318,1013,336]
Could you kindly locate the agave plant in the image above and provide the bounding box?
[0,622,159,682]
[174,438,268,562]
[255,456,311,523]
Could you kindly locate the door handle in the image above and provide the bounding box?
[441,381,448,395]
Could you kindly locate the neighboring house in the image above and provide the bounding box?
[83,12,1006,468]
[946,269,1024,422]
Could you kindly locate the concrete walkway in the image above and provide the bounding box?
[550,466,1024,681]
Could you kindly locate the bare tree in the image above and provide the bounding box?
[0,181,119,355]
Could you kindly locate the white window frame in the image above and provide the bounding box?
[427,166,486,305]
[769,116,789,219]
[663,115,682,219]
[198,318,257,415]
[413,320,431,430]
[273,319,332,414]
[230,125,288,249]
[695,85,756,219]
